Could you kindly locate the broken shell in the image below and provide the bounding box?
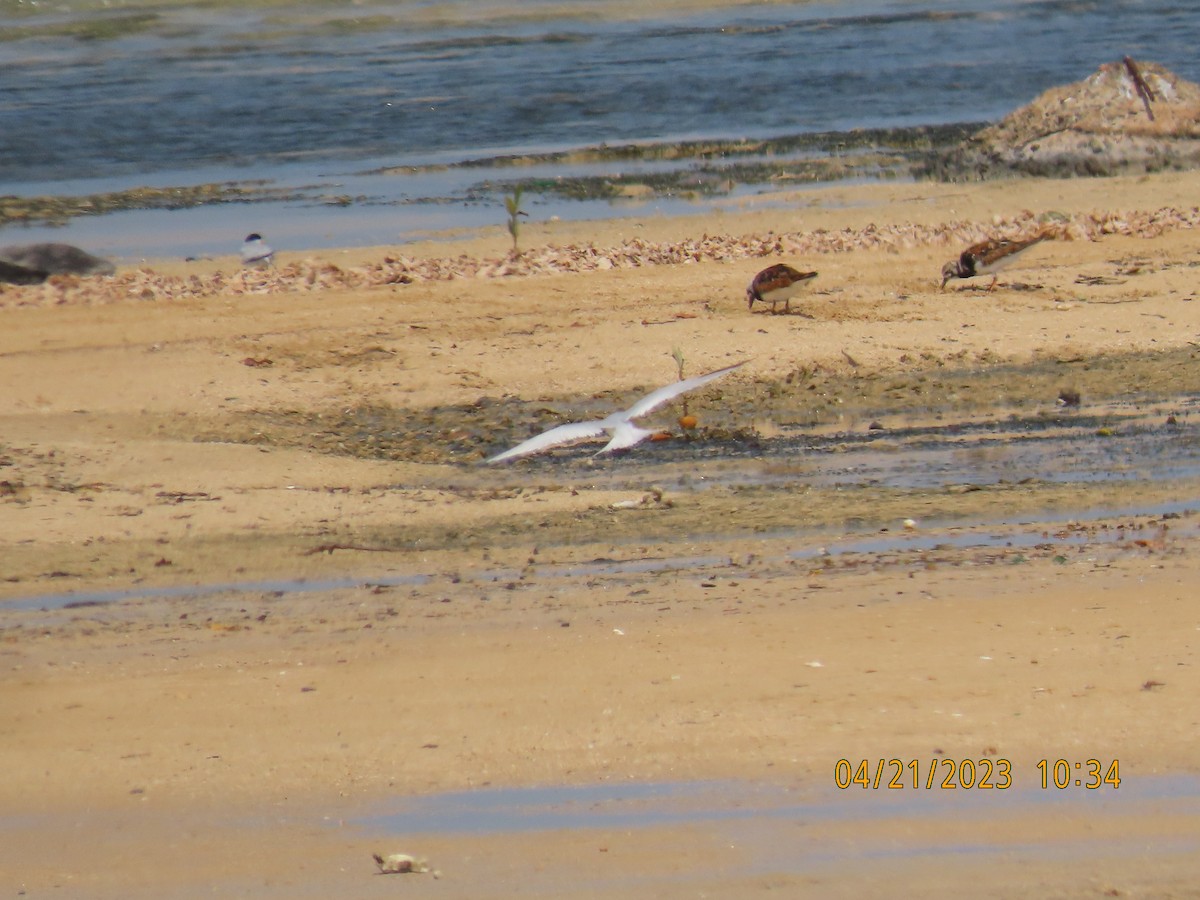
[4,206,1197,311]
[610,487,669,510]
[372,852,436,876]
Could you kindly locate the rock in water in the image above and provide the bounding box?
[918,60,1200,181]
[0,243,116,276]
[0,258,49,285]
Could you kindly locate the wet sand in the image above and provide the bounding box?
[2,171,1200,896]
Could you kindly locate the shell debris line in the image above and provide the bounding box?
[3,204,1200,310]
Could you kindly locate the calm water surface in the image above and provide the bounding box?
[2,0,1198,255]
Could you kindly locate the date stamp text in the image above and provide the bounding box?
[834,758,1121,790]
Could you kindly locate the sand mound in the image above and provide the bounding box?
[919,59,1200,181]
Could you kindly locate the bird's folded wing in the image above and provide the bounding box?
[624,360,747,421]
[485,420,608,464]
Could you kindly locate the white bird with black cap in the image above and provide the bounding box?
[241,233,274,267]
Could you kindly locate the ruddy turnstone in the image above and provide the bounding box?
[746,263,818,314]
[486,360,747,464]
[241,233,274,267]
[940,232,1049,290]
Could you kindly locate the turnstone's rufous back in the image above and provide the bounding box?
[940,232,1049,290]
[746,264,818,314]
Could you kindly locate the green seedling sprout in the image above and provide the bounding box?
[672,346,686,381]
[505,186,528,254]
[672,347,690,417]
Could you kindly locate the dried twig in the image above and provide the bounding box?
[1123,56,1156,121]
[301,542,393,556]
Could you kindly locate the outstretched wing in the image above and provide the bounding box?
[485,419,608,464]
[624,360,748,421]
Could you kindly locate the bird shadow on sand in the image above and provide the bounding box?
[749,307,818,317]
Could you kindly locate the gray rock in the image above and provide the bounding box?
[0,258,48,285]
[0,242,116,277]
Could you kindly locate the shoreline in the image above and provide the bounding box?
[3,170,1200,896]
[0,122,981,263]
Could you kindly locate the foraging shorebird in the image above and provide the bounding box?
[940,232,1049,290]
[486,361,747,464]
[241,233,274,267]
[746,263,818,314]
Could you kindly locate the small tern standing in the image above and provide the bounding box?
[241,233,275,267]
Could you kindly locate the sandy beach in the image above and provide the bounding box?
[3,170,1200,897]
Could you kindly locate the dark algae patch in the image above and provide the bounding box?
[0,12,162,42]
[0,124,980,229]
[3,125,972,234]
[204,346,1200,466]
[374,124,983,203]
[0,181,334,228]
[167,345,1200,559]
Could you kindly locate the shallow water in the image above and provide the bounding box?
[366,774,1200,835]
[5,0,1194,181]
[481,398,1200,491]
[359,774,1200,890]
[6,495,1192,613]
[2,0,1198,257]
[5,393,1198,612]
